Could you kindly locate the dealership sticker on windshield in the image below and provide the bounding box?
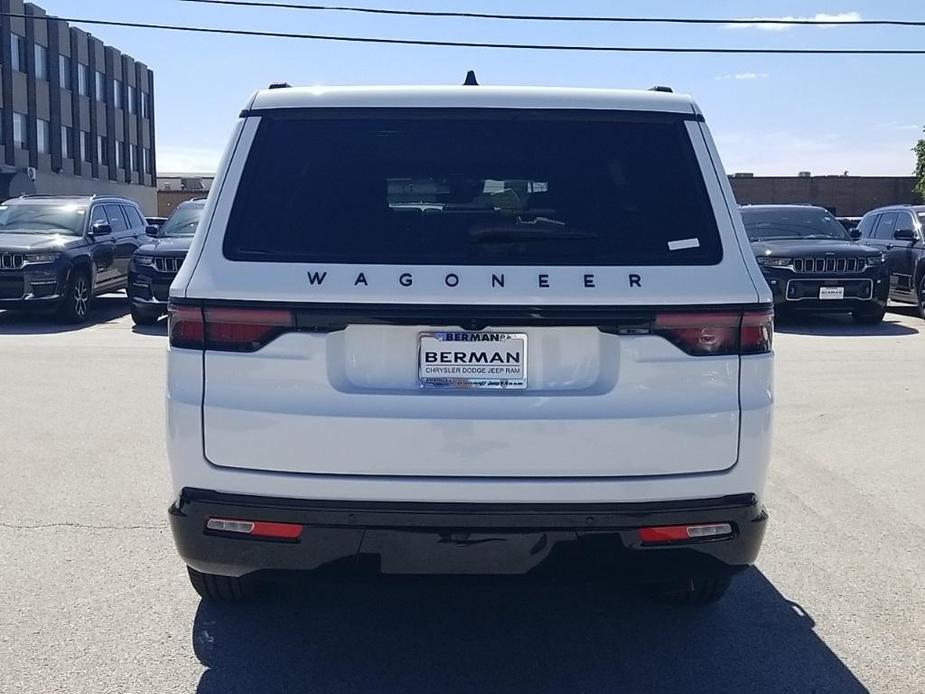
[418,332,527,390]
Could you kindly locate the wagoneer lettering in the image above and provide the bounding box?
[167,82,773,606]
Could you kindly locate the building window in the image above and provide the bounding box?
[81,131,92,163]
[113,79,123,109]
[12,113,27,149]
[95,71,105,102]
[140,91,149,119]
[77,64,89,97]
[36,118,49,154]
[59,55,72,90]
[97,135,109,166]
[11,34,26,72]
[34,44,48,81]
[61,125,72,159]
[130,144,138,171]
[115,140,124,169]
[126,85,135,114]
[143,147,152,174]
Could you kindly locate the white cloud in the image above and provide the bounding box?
[716,72,769,80]
[726,12,861,31]
[156,146,223,174]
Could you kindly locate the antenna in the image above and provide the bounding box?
[463,70,479,86]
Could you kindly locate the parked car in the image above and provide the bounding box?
[166,83,774,605]
[855,204,925,318]
[740,204,889,323]
[129,198,206,325]
[837,216,862,235]
[0,194,150,322]
[146,216,168,230]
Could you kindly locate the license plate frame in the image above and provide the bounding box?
[418,331,527,390]
[819,286,845,300]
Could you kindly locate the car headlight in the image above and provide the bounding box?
[23,252,61,264]
[134,255,155,266]
[865,254,885,266]
[756,256,792,267]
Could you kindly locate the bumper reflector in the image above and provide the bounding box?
[206,517,303,540]
[639,523,733,544]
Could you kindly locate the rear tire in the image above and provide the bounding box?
[917,274,925,320]
[852,305,886,324]
[58,269,92,324]
[131,305,161,326]
[646,575,732,606]
[187,566,257,601]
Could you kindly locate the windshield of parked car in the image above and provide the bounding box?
[741,208,851,242]
[159,205,204,238]
[0,202,85,235]
[223,114,723,266]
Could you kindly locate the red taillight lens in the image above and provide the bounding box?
[168,304,205,349]
[206,517,303,540]
[639,523,733,544]
[654,309,773,356]
[168,303,295,352]
[204,307,294,352]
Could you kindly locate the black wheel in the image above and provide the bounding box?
[187,566,257,601]
[131,305,161,326]
[852,305,886,324]
[58,269,92,323]
[917,274,925,320]
[645,575,732,606]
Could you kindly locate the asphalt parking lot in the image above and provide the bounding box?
[0,298,923,694]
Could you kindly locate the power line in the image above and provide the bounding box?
[5,12,925,53]
[176,0,925,28]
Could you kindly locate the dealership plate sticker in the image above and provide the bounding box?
[418,332,527,390]
[819,286,845,300]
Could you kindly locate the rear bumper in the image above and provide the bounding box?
[169,488,767,580]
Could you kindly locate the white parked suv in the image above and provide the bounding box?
[166,82,774,604]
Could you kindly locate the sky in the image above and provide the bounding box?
[38,0,925,175]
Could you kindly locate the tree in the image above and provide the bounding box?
[914,128,925,202]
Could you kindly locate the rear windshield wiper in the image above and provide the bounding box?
[469,225,599,243]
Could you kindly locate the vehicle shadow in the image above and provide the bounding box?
[774,311,918,337]
[131,316,168,336]
[0,295,129,335]
[192,568,866,694]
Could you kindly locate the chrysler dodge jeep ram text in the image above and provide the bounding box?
[166,83,774,605]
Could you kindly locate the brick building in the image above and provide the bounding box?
[729,176,918,217]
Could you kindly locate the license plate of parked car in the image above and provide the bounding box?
[819,286,845,300]
[418,332,527,390]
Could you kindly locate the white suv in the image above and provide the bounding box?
[166,83,774,605]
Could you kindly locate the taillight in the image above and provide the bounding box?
[654,309,773,356]
[168,303,295,352]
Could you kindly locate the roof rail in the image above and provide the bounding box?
[268,82,291,89]
[649,85,673,93]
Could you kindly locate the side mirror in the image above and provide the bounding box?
[849,228,861,240]
[89,221,112,237]
[893,228,917,242]
[145,225,159,237]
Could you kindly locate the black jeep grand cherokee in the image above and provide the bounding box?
[0,194,150,322]
[740,205,890,323]
[128,198,206,325]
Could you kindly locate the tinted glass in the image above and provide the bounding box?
[856,213,877,238]
[223,113,722,266]
[894,211,916,233]
[740,207,850,241]
[122,205,145,228]
[872,212,898,240]
[159,203,204,237]
[89,205,107,228]
[0,203,86,235]
[104,205,128,232]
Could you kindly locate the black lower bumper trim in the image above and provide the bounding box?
[170,489,768,580]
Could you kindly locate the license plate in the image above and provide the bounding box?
[819,286,845,300]
[418,332,527,390]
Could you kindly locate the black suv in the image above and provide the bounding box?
[0,194,151,322]
[128,198,206,325]
[855,204,925,318]
[740,205,890,323]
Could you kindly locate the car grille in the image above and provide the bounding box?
[0,276,25,299]
[793,257,865,273]
[154,256,184,273]
[0,252,25,270]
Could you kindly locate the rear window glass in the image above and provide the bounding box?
[223,112,722,266]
